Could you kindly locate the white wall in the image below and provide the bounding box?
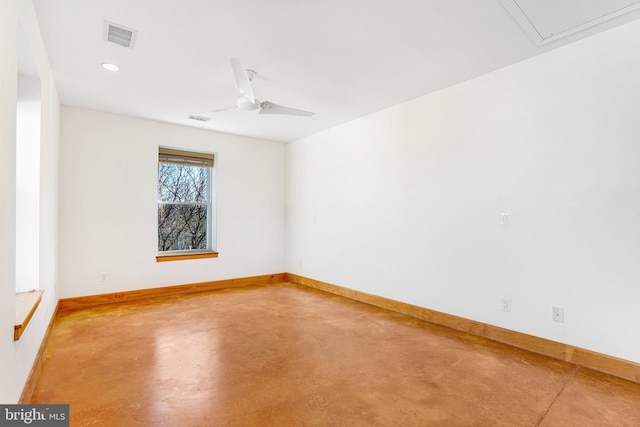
[0,0,60,403]
[58,107,286,298]
[0,0,19,404]
[286,18,640,364]
[3,0,639,404]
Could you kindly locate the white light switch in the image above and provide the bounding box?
[501,213,511,226]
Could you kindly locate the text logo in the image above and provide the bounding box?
[0,405,69,426]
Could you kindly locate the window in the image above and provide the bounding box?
[157,148,217,261]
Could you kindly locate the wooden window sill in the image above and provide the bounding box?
[156,251,219,262]
[15,289,44,341]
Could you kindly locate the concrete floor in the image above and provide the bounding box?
[31,283,640,426]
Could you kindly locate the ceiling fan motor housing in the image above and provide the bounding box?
[236,96,260,111]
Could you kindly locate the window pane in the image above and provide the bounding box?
[158,163,208,203]
[158,203,208,251]
[157,156,211,253]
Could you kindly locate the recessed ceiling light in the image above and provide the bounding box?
[101,63,120,72]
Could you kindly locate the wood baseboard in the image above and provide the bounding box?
[286,273,640,384]
[26,271,639,399]
[21,274,285,403]
[19,301,59,404]
[58,273,287,312]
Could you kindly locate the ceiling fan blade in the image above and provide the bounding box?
[259,101,315,117]
[230,58,255,104]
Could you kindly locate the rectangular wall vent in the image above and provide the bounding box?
[187,115,212,122]
[103,21,137,49]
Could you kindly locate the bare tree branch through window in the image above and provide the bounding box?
[157,151,212,252]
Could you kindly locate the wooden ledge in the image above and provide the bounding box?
[15,289,44,341]
[156,251,218,262]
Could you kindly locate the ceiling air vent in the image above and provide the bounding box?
[187,115,212,122]
[103,21,137,49]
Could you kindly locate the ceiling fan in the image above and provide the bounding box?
[195,58,315,119]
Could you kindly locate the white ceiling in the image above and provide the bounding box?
[30,0,640,143]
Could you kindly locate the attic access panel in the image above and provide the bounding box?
[499,0,640,45]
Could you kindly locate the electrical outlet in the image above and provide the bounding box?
[501,297,511,312]
[552,307,564,323]
[100,273,108,282]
